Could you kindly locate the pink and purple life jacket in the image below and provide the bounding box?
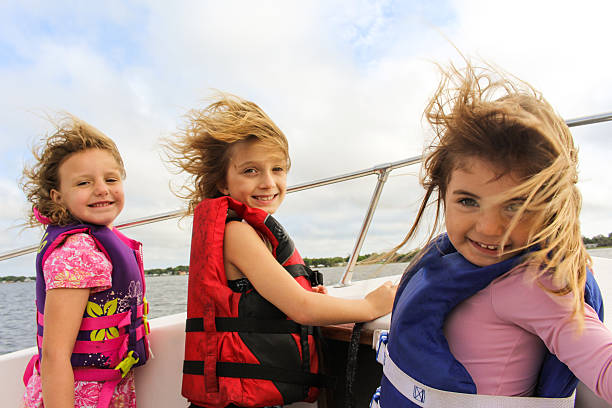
[23,223,150,408]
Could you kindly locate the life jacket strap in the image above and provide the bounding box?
[185,317,306,334]
[377,345,576,408]
[23,353,132,408]
[72,366,124,408]
[142,297,151,335]
[22,354,40,387]
[183,360,334,388]
[284,264,324,287]
[37,303,145,331]
[36,322,146,354]
[309,268,324,287]
[71,351,140,408]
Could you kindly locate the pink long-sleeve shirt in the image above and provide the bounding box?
[443,264,612,403]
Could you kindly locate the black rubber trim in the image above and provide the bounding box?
[183,360,333,387]
[185,317,302,334]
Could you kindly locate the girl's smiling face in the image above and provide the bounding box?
[219,139,288,214]
[444,156,533,266]
[51,148,125,228]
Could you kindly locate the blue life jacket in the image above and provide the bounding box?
[379,234,604,407]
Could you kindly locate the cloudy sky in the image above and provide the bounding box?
[1,0,612,277]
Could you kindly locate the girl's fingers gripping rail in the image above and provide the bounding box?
[365,281,397,319]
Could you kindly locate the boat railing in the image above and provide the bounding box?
[2,112,612,286]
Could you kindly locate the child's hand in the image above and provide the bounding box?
[311,284,328,295]
[364,281,397,318]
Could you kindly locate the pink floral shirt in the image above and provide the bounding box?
[23,233,136,408]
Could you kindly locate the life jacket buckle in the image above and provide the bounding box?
[142,297,150,335]
[114,350,140,378]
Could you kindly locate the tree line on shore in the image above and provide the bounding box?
[144,265,189,276]
[583,233,612,248]
[303,249,420,268]
[0,275,33,283]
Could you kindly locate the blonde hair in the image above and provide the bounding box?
[397,62,589,322]
[164,92,290,214]
[21,115,125,226]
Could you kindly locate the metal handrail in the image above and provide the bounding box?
[287,156,422,193]
[339,167,392,286]
[0,210,186,262]
[2,112,612,285]
[566,112,612,127]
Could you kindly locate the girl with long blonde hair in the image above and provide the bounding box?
[166,93,397,408]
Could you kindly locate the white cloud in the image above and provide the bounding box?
[1,0,611,277]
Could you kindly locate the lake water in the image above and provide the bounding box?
[0,262,408,355]
[589,247,612,259]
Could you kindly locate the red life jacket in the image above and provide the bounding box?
[182,197,328,407]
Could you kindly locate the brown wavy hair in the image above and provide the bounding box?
[394,62,589,323]
[164,92,290,215]
[21,114,125,226]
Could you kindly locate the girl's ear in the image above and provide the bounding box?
[50,189,63,204]
[216,181,229,196]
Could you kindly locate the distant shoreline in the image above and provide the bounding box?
[0,276,35,284]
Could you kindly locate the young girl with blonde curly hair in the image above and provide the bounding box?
[21,115,150,408]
